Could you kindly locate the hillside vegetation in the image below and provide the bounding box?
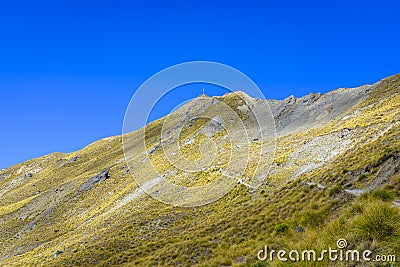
[0,74,399,266]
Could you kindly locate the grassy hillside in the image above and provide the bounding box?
[0,75,399,266]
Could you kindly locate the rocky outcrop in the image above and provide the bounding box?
[80,169,110,191]
[267,85,372,134]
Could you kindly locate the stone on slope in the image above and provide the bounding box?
[81,169,110,191]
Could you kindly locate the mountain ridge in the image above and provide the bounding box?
[0,74,399,266]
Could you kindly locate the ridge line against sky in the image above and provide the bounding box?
[1,0,399,169]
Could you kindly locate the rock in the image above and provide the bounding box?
[81,169,110,191]
[210,115,224,127]
[285,95,296,104]
[68,156,79,163]
[237,105,249,113]
[268,84,371,135]
[302,93,321,104]
[338,127,352,138]
[232,256,246,264]
[147,143,162,155]
[295,226,305,232]
[306,182,325,189]
[345,188,365,196]
[51,247,65,258]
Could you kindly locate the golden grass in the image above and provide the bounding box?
[0,75,399,266]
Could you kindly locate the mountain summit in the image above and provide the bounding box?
[0,75,399,266]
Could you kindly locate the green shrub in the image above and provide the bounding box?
[369,189,394,202]
[251,261,269,267]
[329,184,342,197]
[353,202,400,241]
[274,223,289,234]
[357,174,367,182]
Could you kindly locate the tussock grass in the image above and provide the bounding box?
[1,76,400,266]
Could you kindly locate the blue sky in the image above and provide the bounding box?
[0,0,399,169]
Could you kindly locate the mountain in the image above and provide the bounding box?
[0,74,399,266]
